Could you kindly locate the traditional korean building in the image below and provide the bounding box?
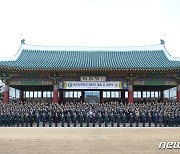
[0,40,180,104]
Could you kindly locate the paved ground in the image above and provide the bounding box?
[0,128,179,154]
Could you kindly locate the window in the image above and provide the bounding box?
[64,91,82,98]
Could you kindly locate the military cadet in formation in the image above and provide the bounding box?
[67,112,71,127]
[92,113,96,127]
[111,113,114,127]
[104,112,109,127]
[171,113,175,127]
[141,112,146,127]
[98,112,102,127]
[167,113,171,127]
[25,112,29,127]
[122,113,126,127]
[147,112,152,127]
[21,113,24,127]
[54,112,59,127]
[135,111,139,127]
[61,113,65,127]
[159,113,163,127]
[86,112,90,127]
[116,113,120,127]
[175,113,179,127]
[163,112,168,127]
[16,113,20,127]
[0,112,3,127]
[79,112,83,127]
[129,113,133,127]
[7,112,11,127]
[36,112,40,127]
[42,112,46,127]
[73,112,77,127]
[48,112,53,127]
[11,112,15,127]
[29,112,33,127]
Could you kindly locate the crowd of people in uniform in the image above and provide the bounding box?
[0,100,180,127]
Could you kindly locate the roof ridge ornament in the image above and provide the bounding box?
[21,39,25,45]
[160,39,165,45]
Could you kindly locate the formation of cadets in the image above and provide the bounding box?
[0,100,180,127]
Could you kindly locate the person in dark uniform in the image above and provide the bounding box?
[178,113,180,127]
[73,112,77,127]
[98,112,102,127]
[11,112,15,127]
[171,113,175,127]
[141,112,146,127]
[54,112,59,127]
[86,112,90,127]
[67,112,71,127]
[7,112,11,127]
[154,112,159,127]
[148,112,152,127]
[48,112,53,127]
[0,112,3,127]
[16,113,20,127]
[135,111,140,127]
[21,113,24,127]
[35,112,40,127]
[159,113,163,127]
[163,112,168,127]
[29,112,33,127]
[168,113,172,127]
[116,113,120,127]
[61,113,65,127]
[129,113,133,127]
[92,112,96,127]
[104,112,109,127]
[110,113,114,127]
[25,112,29,127]
[122,113,126,127]
[175,113,179,127]
[79,112,83,127]
[42,112,46,127]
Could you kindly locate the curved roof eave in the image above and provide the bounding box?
[162,45,180,61]
[0,43,180,62]
[0,44,24,61]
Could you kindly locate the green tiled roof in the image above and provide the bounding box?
[0,44,180,70]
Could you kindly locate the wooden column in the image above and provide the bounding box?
[121,90,125,102]
[19,90,24,101]
[53,85,58,103]
[160,90,164,101]
[177,84,180,103]
[81,90,85,103]
[41,91,43,99]
[100,90,103,103]
[141,91,143,99]
[3,84,9,104]
[59,90,63,103]
[128,83,133,103]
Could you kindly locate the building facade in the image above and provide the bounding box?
[0,42,180,104]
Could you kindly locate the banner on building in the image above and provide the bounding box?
[58,81,128,89]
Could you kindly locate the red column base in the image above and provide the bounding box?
[128,90,133,103]
[3,90,9,104]
[177,90,180,103]
[53,85,58,103]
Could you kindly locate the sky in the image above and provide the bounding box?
[0,0,180,58]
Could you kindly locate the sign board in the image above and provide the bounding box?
[58,81,128,89]
[80,76,106,82]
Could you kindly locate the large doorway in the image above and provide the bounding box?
[85,91,100,103]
